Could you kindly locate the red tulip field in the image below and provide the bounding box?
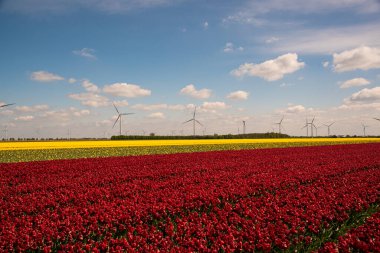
[1,143,379,252]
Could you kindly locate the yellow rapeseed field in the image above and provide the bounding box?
[0,138,379,151]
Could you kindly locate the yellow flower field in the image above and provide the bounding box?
[1,138,379,151]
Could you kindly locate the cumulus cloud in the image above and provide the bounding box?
[148,112,165,119]
[15,105,49,112]
[131,103,187,111]
[103,83,151,98]
[132,103,168,111]
[227,90,249,100]
[68,93,109,107]
[231,53,304,81]
[344,86,380,103]
[82,79,100,93]
[30,71,64,82]
[113,100,129,107]
[73,109,90,117]
[15,115,34,121]
[201,101,229,110]
[270,23,380,55]
[223,42,244,53]
[73,48,96,59]
[68,78,77,84]
[276,104,314,114]
[203,21,209,30]
[339,78,370,89]
[180,84,212,99]
[2,0,183,14]
[333,46,380,72]
[323,61,329,68]
[266,37,279,44]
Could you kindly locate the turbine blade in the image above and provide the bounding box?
[0,103,15,108]
[183,119,193,124]
[113,103,120,114]
[112,115,120,128]
[374,117,380,121]
[121,113,135,116]
[195,120,203,126]
[193,106,196,119]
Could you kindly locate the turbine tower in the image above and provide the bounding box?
[183,106,202,136]
[275,116,284,134]
[242,120,246,135]
[301,118,309,137]
[323,122,335,136]
[112,103,134,136]
[362,123,369,137]
[310,117,316,137]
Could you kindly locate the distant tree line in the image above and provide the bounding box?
[111,132,291,140]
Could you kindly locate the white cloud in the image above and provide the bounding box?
[270,23,380,54]
[222,11,264,26]
[167,104,186,110]
[276,104,315,114]
[223,42,244,53]
[82,79,100,93]
[3,0,183,13]
[338,102,380,111]
[201,101,229,110]
[132,103,168,111]
[73,109,90,117]
[344,86,380,103]
[130,103,187,111]
[226,0,380,21]
[15,104,49,112]
[113,100,129,107]
[42,107,92,121]
[323,61,329,68]
[333,46,380,72]
[15,115,34,121]
[68,78,77,84]
[180,84,212,99]
[339,78,370,89]
[203,21,209,30]
[0,110,14,116]
[231,53,304,81]
[68,93,109,107]
[227,90,249,100]
[73,48,97,59]
[285,105,306,113]
[148,112,165,119]
[266,37,279,44]
[30,71,64,82]
[103,83,151,98]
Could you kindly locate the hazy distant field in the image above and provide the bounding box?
[1,138,379,163]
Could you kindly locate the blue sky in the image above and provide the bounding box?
[1,0,380,138]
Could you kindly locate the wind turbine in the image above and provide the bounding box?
[323,122,335,136]
[112,103,134,136]
[242,120,246,135]
[183,106,202,136]
[275,116,284,134]
[362,123,369,137]
[2,125,8,140]
[301,118,309,137]
[0,103,15,108]
[309,117,316,137]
